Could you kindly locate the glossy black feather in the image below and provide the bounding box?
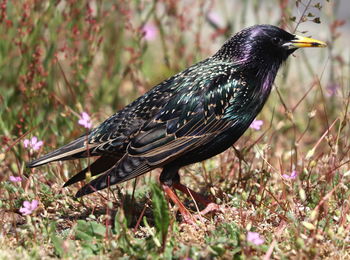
[28,25,300,197]
[63,155,121,187]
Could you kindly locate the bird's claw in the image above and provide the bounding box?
[181,203,225,225]
[199,202,224,215]
[182,213,206,225]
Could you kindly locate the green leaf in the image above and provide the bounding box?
[74,220,107,255]
[151,183,170,244]
[210,245,225,256]
[51,234,64,257]
[49,222,64,257]
[75,220,106,241]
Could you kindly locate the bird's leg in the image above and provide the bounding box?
[161,184,195,224]
[159,166,196,224]
[172,182,222,215]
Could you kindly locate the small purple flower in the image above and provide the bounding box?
[282,170,298,180]
[9,176,22,182]
[23,136,43,151]
[78,112,92,129]
[326,83,339,97]
[247,231,264,245]
[206,11,225,28]
[250,119,263,130]
[19,200,39,216]
[141,23,158,41]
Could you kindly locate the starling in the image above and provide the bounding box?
[28,25,326,223]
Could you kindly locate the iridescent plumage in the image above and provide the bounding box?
[27,25,326,209]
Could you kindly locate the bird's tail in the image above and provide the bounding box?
[75,155,152,197]
[63,155,121,187]
[27,135,96,168]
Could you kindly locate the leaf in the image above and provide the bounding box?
[49,222,64,257]
[75,220,106,241]
[74,220,107,255]
[210,245,225,256]
[51,234,64,257]
[151,183,170,244]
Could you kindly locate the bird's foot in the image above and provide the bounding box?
[182,204,224,225]
[172,182,225,219]
[181,212,200,225]
[181,211,207,225]
[199,202,224,215]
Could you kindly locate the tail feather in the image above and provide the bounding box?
[63,155,121,187]
[27,135,95,168]
[75,155,152,197]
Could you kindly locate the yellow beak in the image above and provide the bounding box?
[291,35,327,48]
[283,35,327,49]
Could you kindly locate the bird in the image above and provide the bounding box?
[27,24,326,223]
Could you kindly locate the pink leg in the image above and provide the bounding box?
[161,184,195,224]
[172,182,222,215]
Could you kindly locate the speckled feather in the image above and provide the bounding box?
[28,25,297,197]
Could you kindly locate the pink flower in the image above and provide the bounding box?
[9,176,22,182]
[326,83,339,97]
[78,112,92,129]
[247,231,264,245]
[250,119,263,130]
[19,200,39,215]
[206,11,225,28]
[282,170,298,180]
[23,136,43,151]
[141,23,158,41]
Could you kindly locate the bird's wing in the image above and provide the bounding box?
[75,63,247,197]
[125,61,246,167]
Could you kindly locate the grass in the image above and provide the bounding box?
[1,0,349,259]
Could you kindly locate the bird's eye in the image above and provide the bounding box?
[272,37,281,45]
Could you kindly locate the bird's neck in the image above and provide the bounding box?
[239,59,282,113]
[257,60,281,93]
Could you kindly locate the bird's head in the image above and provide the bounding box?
[215,24,327,66]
